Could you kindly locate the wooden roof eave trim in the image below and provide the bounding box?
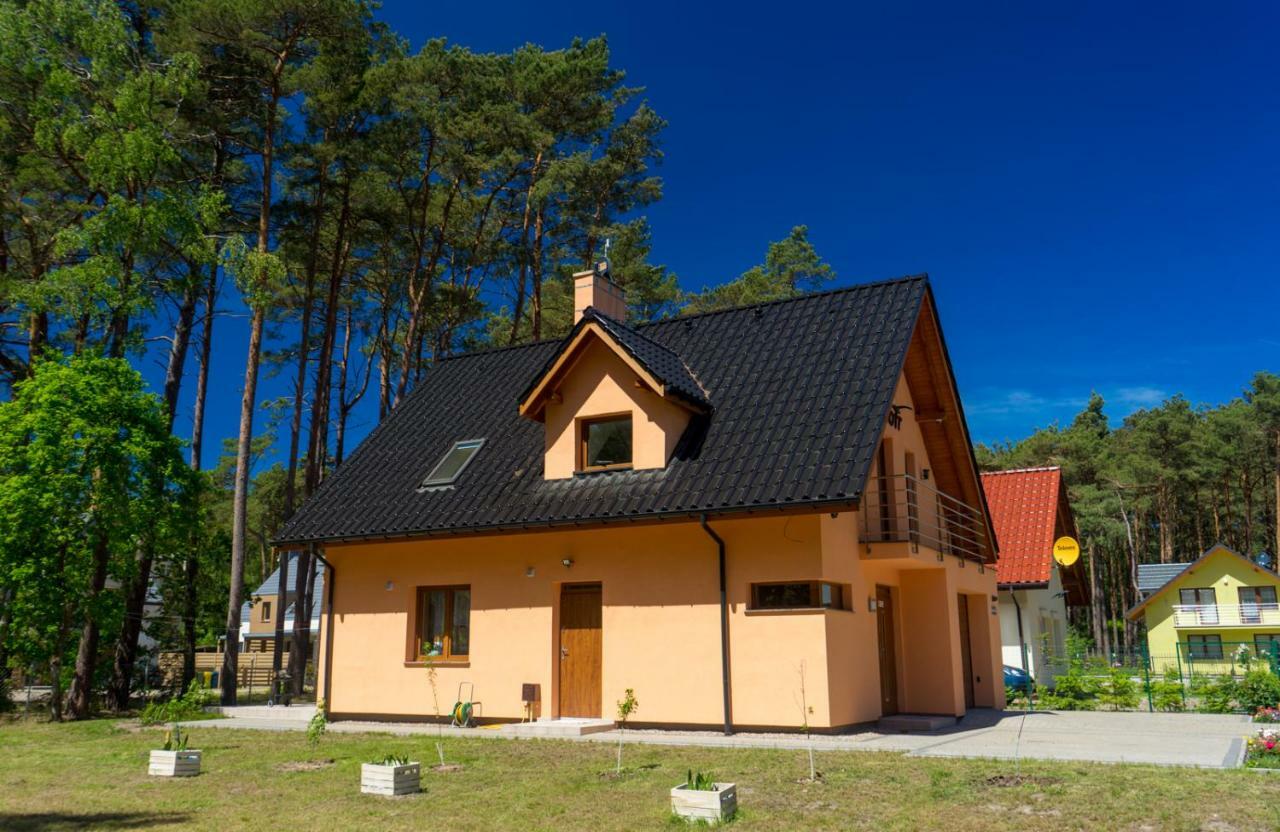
[902,291,1000,564]
[518,322,668,421]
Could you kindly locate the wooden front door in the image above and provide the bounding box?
[876,585,899,716]
[957,594,975,710]
[559,583,602,718]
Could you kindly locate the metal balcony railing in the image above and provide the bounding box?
[860,474,988,562]
[1172,604,1280,628]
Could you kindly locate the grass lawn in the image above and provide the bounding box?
[1,718,1278,831]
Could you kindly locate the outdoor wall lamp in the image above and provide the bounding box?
[561,558,574,569]
[385,580,395,591]
[525,567,536,578]
[867,597,878,612]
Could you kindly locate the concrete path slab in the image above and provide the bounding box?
[902,710,1249,768]
[181,708,1252,769]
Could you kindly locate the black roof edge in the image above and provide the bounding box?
[272,494,864,549]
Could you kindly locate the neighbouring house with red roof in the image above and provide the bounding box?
[981,467,1089,683]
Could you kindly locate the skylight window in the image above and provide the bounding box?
[420,439,484,489]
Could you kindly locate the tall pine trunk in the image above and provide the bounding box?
[182,261,217,690]
[224,70,284,706]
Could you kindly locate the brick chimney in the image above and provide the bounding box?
[573,262,626,323]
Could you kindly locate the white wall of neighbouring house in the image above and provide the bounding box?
[998,565,1069,685]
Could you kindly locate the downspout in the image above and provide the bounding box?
[699,514,732,735]
[311,545,336,715]
[1011,589,1028,673]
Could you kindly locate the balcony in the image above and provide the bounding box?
[860,475,988,562]
[1173,604,1280,628]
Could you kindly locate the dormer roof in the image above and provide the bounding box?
[518,307,712,421]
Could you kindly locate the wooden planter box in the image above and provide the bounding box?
[361,761,421,796]
[670,782,737,823]
[149,750,202,777]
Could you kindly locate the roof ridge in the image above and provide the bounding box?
[981,466,1062,476]
[636,273,930,330]
[436,274,930,363]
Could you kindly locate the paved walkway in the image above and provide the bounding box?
[186,706,1250,769]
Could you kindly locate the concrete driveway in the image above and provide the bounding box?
[190,707,1251,768]
[880,709,1249,768]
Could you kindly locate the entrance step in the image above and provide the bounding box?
[501,718,615,738]
[877,714,956,733]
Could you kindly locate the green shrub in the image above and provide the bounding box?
[371,753,411,766]
[1236,669,1280,713]
[1196,675,1237,713]
[141,680,209,725]
[1098,668,1139,710]
[308,699,328,747]
[1149,670,1186,711]
[1038,670,1099,710]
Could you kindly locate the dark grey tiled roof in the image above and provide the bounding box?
[580,308,711,411]
[276,275,929,545]
[1137,562,1191,595]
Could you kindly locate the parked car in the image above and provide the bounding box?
[1004,664,1034,692]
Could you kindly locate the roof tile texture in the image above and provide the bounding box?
[980,467,1063,586]
[276,276,928,544]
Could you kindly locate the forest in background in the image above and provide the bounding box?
[977,376,1280,658]
[0,0,838,716]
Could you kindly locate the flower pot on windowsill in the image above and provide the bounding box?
[361,761,421,796]
[148,749,202,777]
[670,781,736,823]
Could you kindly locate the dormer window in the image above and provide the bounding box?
[421,439,485,489]
[579,415,632,472]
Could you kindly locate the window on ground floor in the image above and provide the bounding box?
[414,586,471,661]
[750,581,848,611]
[1186,634,1223,660]
[1254,634,1280,660]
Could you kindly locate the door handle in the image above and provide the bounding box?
[561,646,569,658]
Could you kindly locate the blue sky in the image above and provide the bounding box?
[157,0,1280,469]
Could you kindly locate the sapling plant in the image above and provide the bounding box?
[162,723,188,752]
[686,769,717,791]
[424,652,446,767]
[615,688,639,774]
[796,661,818,782]
[307,699,327,747]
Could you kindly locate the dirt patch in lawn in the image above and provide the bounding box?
[430,763,464,773]
[984,774,1061,788]
[276,759,335,772]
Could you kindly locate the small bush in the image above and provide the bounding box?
[371,753,411,766]
[1195,675,1237,713]
[1038,670,1098,710]
[1149,671,1186,712]
[1236,669,1280,714]
[141,680,209,725]
[1098,668,1139,710]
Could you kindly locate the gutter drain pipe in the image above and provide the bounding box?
[700,514,733,735]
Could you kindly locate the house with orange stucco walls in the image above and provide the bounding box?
[275,269,1004,732]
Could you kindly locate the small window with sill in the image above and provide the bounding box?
[261,601,272,622]
[578,414,632,472]
[414,586,471,661]
[750,581,848,611]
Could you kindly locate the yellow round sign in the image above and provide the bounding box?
[1053,536,1081,567]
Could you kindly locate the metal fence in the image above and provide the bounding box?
[1015,642,1279,713]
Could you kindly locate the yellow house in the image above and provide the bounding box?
[1128,544,1280,675]
[275,269,1005,731]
